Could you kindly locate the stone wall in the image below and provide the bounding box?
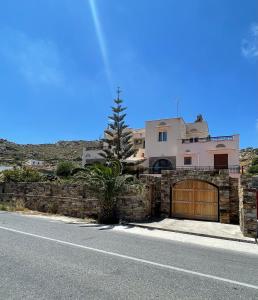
[141,175,161,218]
[229,177,240,224]
[1,173,256,237]
[0,182,150,222]
[239,177,257,238]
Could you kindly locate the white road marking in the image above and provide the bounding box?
[0,225,258,290]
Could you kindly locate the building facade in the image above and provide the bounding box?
[82,115,240,177]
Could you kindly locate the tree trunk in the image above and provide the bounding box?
[98,199,118,224]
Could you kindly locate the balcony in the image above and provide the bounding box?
[147,165,240,174]
[182,135,234,144]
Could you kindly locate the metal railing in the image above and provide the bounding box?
[147,165,240,174]
[182,135,234,144]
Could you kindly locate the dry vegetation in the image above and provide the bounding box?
[0,138,101,167]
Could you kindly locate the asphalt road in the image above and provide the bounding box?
[0,212,258,299]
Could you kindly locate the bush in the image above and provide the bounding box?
[249,164,258,174]
[248,156,258,174]
[56,161,75,178]
[2,168,43,182]
[251,156,258,166]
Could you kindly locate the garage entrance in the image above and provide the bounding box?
[171,180,219,221]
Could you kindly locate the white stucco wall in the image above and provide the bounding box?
[177,135,239,167]
[145,118,185,158]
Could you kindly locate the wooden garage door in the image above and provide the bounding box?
[172,180,218,221]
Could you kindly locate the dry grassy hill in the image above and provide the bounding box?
[240,147,258,171]
[0,139,101,167]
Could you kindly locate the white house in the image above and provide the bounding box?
[0,165,13,172]
[24,159,44,167]
[82,115,240,177]
[145,115,239,176]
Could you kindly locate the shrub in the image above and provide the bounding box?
[2,168,43,182]
[56,161,75,178]
[251,156,258,166]
[248,156,258,174]
[249,164,258,174]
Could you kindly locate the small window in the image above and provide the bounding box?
[184,157,192,165]
[158,131,167,142]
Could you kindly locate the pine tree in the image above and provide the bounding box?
[100,88,136,161]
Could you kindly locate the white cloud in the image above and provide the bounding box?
[0,28,64,86]
[241,24,258,59]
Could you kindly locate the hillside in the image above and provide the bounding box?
[0,139,101,167]
[240,147,258,171]
[0,138,257,170]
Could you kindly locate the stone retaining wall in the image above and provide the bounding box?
[240,177,257,238]
[0,182,150,222]
[1,172,257,238]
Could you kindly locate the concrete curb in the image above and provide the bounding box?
[126,223,258,244]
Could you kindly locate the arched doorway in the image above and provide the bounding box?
[172,179,219,221]
[153,159,173,174]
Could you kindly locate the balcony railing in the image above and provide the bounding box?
[182,135,234,144]
[147,165,240,174]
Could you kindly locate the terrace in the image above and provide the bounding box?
[182,135,234,144]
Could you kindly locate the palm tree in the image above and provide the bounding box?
[75,160,136,224]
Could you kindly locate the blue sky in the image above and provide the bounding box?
[0,0,257,148]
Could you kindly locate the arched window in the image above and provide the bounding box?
[152,159,173,174]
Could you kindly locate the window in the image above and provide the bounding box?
[158,131,167,142]
[184,157,192,165]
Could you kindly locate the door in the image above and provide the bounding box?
[214,154,228,169]
[172,180,218,221]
